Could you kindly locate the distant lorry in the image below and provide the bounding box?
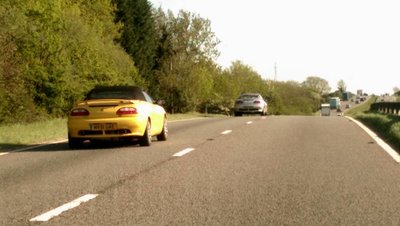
[342,92,350,101]
[329,97,341,109]
[321,104,331,116]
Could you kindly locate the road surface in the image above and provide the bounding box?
[1,116,400,225]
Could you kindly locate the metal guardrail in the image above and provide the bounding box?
[371,102,400,115]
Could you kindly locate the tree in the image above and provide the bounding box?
[337,79,347,93]
[302,76,331,95]
[114,0,158,87]
[152,9,220,113]
[0,0,142,123]
[269,81,321,115]
[393,87,400,95]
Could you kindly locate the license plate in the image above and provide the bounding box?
[90,123,116,130]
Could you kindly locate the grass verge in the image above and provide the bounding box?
[0,112,223,150]
[0,118,68,150]
[346,96,400,152]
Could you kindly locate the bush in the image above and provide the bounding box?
[354,112,400,151]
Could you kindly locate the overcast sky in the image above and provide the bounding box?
[149,0,400,95]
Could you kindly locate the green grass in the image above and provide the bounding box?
[345,96,377,116]
[0,118,68,150]
[0,112,224,150]
[346,96,400,152]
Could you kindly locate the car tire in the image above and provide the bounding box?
[140,120,152,146]
[234,111,242,117]
[68,135,83,149]
[157,118,168,141]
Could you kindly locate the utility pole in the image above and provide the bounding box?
[274,62,277,81]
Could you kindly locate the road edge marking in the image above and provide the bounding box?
[346,116,400,163]
[173,148,195,157]
[0,152,9,156]
[10,139,68,153]
[168,117,206,123]
[30,194,98,222]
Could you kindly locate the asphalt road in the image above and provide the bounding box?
[2,116,400,225]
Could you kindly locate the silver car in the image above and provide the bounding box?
[234,93,268,116]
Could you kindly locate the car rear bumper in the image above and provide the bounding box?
[234,106,264,113]
[68,115,147,139]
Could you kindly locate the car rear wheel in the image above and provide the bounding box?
[68,135,83,149]
[234,111,242,117]
[157,118,168,141]
[139,120,152,146]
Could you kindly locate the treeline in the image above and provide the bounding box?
[0,0,324,124]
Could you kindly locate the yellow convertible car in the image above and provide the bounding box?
[67,86,168,149]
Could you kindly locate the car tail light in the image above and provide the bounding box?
[254,101,261,104]
[117,107,137,115]
[70,108,90,116]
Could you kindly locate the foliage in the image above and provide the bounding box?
[269,81,321,115]
[337,79,347,93]
[345,95,377,116]
[352,112,400,152]
[1,0,337,126]
[302,76,331,95]
[393,87,399,95]
[114,0,157,86]
[345,95,400,151]
[152,9,220,113]
[0,0,141,124]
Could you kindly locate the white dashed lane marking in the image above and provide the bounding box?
[173,148,195,157]
[221,130,232,135]
[30,194,98,222]
[0,152,9,156]
[246,121,253,125]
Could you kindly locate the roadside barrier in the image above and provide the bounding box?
[371,102,400,116]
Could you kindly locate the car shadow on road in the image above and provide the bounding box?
[0,140,143,153]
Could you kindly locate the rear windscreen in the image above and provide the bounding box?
[85,89,145,101]
[241,95,259,99]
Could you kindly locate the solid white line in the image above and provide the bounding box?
[173,148,195,157]
[30,194,98,222]
[246,121,253,125]
[221,130,232,135]
[0,152,9,156]
[14,139,68,153]
[169,117,205,123]
[346,116,400,163]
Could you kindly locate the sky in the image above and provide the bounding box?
[149,0,400,95]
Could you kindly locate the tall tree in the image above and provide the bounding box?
[337,79,347,93]
[393,87,399,95]
[114,0,157,87]
[153,9,220,113]
[302,76,331,95]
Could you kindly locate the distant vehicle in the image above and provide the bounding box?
[342,92,350,101]
[321,104,331,116]
[234,93,268,116]
[336,107,343,116]
[329,97,341,109]
[345,104,351,109]
[67,86,168,149]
